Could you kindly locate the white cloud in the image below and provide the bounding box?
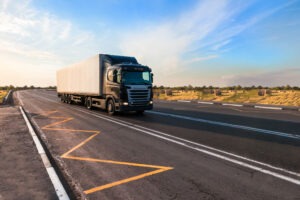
[184,55,219,64]
[119,0,233,85]
[0,0,296,87]
[119,0,296,86]
[0,0,99,86]
[118,0,259,85]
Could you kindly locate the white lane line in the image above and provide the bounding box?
[177,100,191,103]
[147,111,300,140]
[70,107,300,178]
[20,106,69,200]
[222,103,243,107]
[198,101,214,105]
[123,122,300,178]
[254,106,282,110]
[70,108,300,186]
[19,92,300,185]
[20,91,300,140]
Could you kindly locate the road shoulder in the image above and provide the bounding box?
[0,106,57,200]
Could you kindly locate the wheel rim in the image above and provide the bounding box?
[108,103,113,112]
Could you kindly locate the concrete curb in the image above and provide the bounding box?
[158,99,300,112]
[20,106,70,200]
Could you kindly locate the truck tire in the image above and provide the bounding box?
[107,99,115,115]
[67,95,72,104]
[86,97,92,109]
[63,94,67,103]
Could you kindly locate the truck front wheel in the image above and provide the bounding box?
[86,97,92,109]
[107,100,115,115]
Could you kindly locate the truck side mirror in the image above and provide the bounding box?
[151,73,154,83]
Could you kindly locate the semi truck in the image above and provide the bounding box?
[56,54,153,115]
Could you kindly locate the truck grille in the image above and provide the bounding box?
[127,89,150,106]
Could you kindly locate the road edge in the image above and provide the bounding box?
[20,106,70,200]
[1,90,12,105]
[20,106,71,200]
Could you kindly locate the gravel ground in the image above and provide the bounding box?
[0,106,57,200]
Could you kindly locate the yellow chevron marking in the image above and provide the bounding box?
[38,110,173,195]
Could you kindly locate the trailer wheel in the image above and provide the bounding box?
[63,94,67,103]
[107,99,115,115]
[67,95,72,104]
[86,97,92,109]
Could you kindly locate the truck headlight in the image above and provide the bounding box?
[149,101,153,104]
[123,102,128,106]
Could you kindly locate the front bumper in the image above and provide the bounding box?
[119,104,153,112]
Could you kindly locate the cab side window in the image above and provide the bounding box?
[113,69,121,83]
[107,69,120,83]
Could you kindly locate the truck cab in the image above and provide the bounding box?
[105,63,153,115]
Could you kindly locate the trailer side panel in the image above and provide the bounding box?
[57,55,101,96]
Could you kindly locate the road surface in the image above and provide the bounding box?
[16,90,300,200]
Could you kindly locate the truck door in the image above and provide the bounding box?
[106,69,120,99]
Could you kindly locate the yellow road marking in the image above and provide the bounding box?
[63,155,173,170]
[42,117,73,129]
[38,110,173,195]
[61,133,99,158]
[84,167,171,194]
[44,128,99,133]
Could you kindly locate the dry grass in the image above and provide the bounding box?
[0,90,8,104]
[257,91,300,106]
[154,89,300,107]
[155,90,199,100]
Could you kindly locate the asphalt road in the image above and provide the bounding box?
[16,90,300,200]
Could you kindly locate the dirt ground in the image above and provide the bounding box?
[0,106,57,200]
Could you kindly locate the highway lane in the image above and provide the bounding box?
[17,90,300,200]
[153,100,300,128]
[33,89,300,171]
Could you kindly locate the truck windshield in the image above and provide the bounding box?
[122,71,151,85]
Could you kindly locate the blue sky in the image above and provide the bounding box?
[0,0,300,86]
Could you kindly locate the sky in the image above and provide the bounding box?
[0,0,300,87]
